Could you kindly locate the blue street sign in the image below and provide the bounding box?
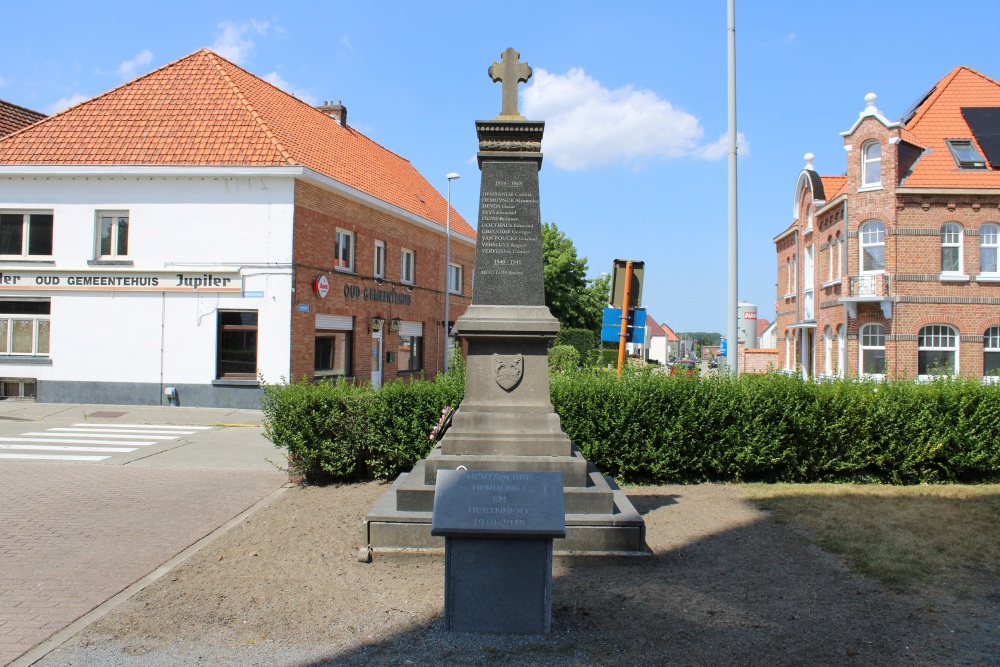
[601,307,646,344]
[720,338,728,356]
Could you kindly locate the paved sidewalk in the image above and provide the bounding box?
[0,401,288,667]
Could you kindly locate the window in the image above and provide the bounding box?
[981,224,998,274]
[860,221,885,273]
[824,326,833,376]
[0,212,53,257]
[804,246,814,287]
[334,229,354,271]
[397,334,423,372]
[374,241,385,279]
[918,325,958,377]
[0,300,50,356]
[825,237,833,282]
[785,257,793,294]
[315,331,352,376]
[985,327,1000,378]
[859,324,886,377]
[946,140,986,169]
[448,263,462,294]
[785,332,793,371]
[862,141,881,187]
[217,311,257,378]
[836,324,846,378]
[941,223,963,274]
[96,211,128,258]
[400,248,414,283]
[834,233,842,279]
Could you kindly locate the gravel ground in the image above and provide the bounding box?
[36,482,999,666]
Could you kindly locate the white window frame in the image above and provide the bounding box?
[334,228,355,272]
[804,245,814,287]
[0,301,51,357]
[374,241,385,279]
[836,324,845,378]
[448,262,462,294]
[400,248,415,284]
[824,326,833,377]
[825,237,833,283]
[784,332,793,371]
[860,221,885,274]
[0,210,54,259]
[984,326,1000,382]
[861,141,882,189]
[835,233,842,279]
[858,323,886,379]
[918,325,958,379]
[785,257,793,295]
[96,210,129,260]
[940,223,964,277]
[979,224,999,277]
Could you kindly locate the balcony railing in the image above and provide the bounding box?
[848,274,891,298]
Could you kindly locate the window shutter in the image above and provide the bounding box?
[316,314,353,331]
[400,320,423,336]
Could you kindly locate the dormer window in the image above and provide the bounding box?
[946,140,986,169]
[861,141,881,187]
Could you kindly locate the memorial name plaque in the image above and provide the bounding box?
[431,469,565,538]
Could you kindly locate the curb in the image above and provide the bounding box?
[10,482,294,667]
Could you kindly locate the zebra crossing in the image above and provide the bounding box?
[0,423,214,462]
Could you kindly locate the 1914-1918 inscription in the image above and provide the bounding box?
[431,469,565,538]
[471,161,546,306]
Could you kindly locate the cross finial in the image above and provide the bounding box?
[488,47,532,119]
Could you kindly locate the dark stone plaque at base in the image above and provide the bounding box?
[432,470,565,635]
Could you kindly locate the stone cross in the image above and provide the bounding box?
[488,48,532,118]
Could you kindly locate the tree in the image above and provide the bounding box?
[541,222,606,332]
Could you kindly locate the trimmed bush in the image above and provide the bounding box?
[548,345,580,374]
[262,369,1000,485]
[554,328,595,363]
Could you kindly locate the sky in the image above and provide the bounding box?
[3,1,1000,332]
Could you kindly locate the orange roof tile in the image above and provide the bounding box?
[0,49,474,239]
[0,99,45,137]
[819,175,846,200]
[901,66,1000,188]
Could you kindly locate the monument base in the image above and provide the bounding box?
[364,469,647,556]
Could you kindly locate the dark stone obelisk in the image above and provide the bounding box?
[362,48,645,558]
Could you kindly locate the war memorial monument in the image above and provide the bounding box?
[363,48,646,558]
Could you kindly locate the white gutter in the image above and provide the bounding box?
[0,164,477,247]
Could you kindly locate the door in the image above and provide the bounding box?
[371,328,383,389]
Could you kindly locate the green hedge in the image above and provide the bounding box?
[262,370,1000,485]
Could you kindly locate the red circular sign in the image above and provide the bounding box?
[313,275,330,298]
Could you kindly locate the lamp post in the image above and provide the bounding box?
[444,172,460,374]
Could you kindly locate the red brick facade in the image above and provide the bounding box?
[291,180,474,384]
[775,70,1000,381]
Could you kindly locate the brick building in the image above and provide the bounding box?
[0,49,474,407]
[775,66,1000,381]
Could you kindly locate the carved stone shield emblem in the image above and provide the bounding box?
[493,353,523,391]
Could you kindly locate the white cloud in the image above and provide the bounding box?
[693,132,750,160]
[48,93,89,114]
[0,75,7,87]
[521,67,732,171]
[263,71,318,106]
[117,49,154,79]
[212,20,270,64]
[340,35,353,51]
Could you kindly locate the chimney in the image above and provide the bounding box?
[316,100,347,127]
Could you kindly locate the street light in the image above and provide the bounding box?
[444,172,460,374]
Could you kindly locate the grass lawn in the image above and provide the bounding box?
[743,483,1000,594]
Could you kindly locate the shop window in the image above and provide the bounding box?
[860,221,885,273]
[859,323,885,378]
[448,263,462,294]
[0,212,53,258]
[401,248,414,284]
[335,229,354,272]
[374,241,385,279]
[918,324,958,377]
[397,334,423,373]
[97,211,128,259]
[940,223,963,274]
[0,300,50,356]
[217,311,257,378]
[862,141,881,187]
[980,224,998,275]
[315,330,352,377]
